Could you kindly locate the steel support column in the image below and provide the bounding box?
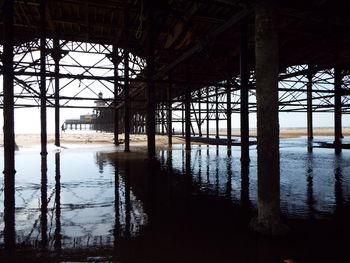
[334,66,342,154]
[198,90,202,137]
[146,13,156,159]
[112,45,120,145]
[227,80,232,148]
[124,11,130,152]
[40,0,47,155]
[185,66,191,151]
[215,86,220,139]
[240,20,250,162]
[53,38,61,147]
[253,4,286,234]
[206,87,210,138]
[167,86,173,145]
[307,69,313,152]
[3,0,16,250]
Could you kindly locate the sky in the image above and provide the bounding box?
[0,41,348,134]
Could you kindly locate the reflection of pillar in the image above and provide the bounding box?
[241,160,250,208]
[124,160,131,239]
[41,154,48,248]
[306,153,315,217]
[334,66,342,154]
[226,152,232,199]
[3,0,16,250]
[334,158,343,215]
[254,3,286,234]
[215,147,219,195]
[40,0,47,156]
[198,147,202,184]
[54,152,62,250]
[240,20,250,162]
[114,162,120,248]
[206,146,210,183]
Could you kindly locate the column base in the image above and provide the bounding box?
[250,215,289,236]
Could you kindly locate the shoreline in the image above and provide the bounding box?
[0,127,348,149]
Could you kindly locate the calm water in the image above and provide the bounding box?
[0,137,349,262]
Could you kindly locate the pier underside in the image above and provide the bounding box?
[1,0,350,258]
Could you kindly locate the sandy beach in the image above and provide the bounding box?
[0,128,348,149]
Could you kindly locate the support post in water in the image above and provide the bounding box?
[307,67,313,152]
[3,0,16,250]
[253,3,288,235]
[123,9,130,152]
[240,20,250,162]
[334,66,342,154]
[227,79,232,148]
[112,45,120,145]
[53,38,62,147]
[185,64,191,151]
[167,84,173,145]
[40,0,47,156]
[146,7,156,159]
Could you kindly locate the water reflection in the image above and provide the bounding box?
[334,155,343,216]
[54,152,61,251]
[306,153,315,218]
[40,154,48,249]
[241,160,250,208]
[0,138,349,261]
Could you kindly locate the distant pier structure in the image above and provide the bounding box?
[63,114,96,131]
[63,92,105,131]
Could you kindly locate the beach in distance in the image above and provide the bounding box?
[0,127,348,149]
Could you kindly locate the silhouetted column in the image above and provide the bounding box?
[240,20,250,162]
[215,86,220,139]
[206,87,210,138]
[112,45,120,145]
[124,49,130,151]
[307,70,313,141]
[167,86,173,145]
[3,0,16,250]
[198,90,202,137]
[334,66,342,154]
[40,0,47,155]
[146,11,156,159]
[185,66,191,151]
[307,69,313,152]
[227,80,232,148]
[182,102,185,137]
[53,38,61,147]
[253,4,287,234]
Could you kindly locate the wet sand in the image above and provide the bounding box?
[0,128,348,149]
